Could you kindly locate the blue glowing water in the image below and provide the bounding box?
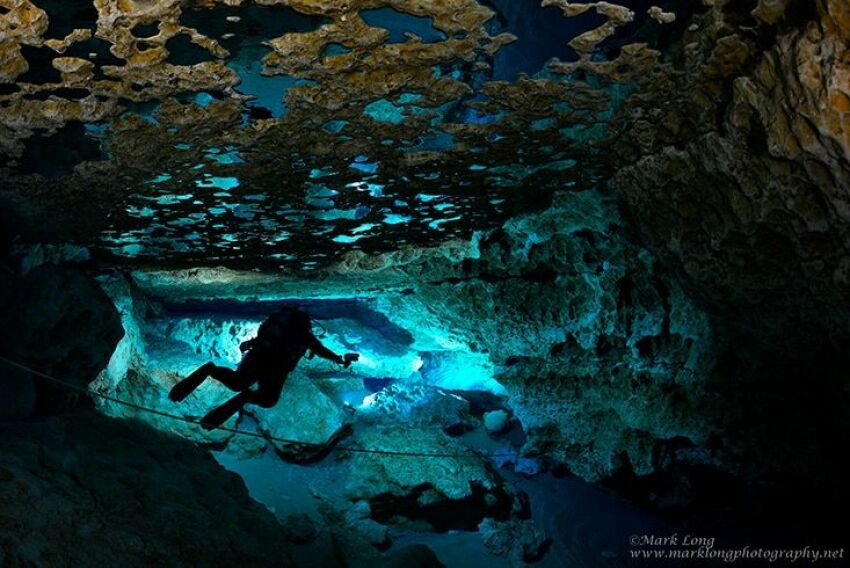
[228,45,303,118]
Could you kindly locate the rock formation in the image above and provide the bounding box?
[0,247,123,415]
[611,0,850,497]
[614,0,850,348]
[0,409,299,566]
[122,186,718,498]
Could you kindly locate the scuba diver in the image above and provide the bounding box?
[169,307,359,430]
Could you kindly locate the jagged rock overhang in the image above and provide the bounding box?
[0,0,688,269]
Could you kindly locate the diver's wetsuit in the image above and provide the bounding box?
[168,309,345,429]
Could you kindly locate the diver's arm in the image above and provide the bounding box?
[307,334,345,364]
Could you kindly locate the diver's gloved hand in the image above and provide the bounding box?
[342,353,360,368]
[239,339,255,353]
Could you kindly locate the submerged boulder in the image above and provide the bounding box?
[248,372,349,461]
[340,500,392,549]
[478,518,551,563]
[483,410,510,435]
[357,382,473,433]
[340,424,512,531]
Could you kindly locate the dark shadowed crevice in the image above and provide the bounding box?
[17,45,62,84]
[0,83,20,96]
[17,122,105,178]
[369,482,513,532]
[165,34,217,66]
[38,0,99,40]
[131,22,160,38]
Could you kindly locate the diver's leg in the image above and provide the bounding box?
[169,362,217,402]
[200,390,252,430]
[208,366,255,391]
[249,372,288,409]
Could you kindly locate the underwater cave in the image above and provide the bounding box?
[1,0,849,566]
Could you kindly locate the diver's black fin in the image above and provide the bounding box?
[200,391,250,430]
[169,362,213,402]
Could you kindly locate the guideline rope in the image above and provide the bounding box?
[0,354,524,460]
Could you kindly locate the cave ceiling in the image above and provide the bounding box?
[0,0,682,269]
